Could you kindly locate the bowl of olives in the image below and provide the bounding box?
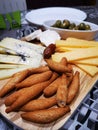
[43,19,98,40]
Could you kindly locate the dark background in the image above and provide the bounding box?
[26,0,96,9]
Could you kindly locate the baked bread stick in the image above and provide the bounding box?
[5,88,26,106]
[60,57,68,66]
[5,72,58,113]
[44,76,61,97]
[60,58,73,86]
[0,69,30,97]
[20,96,57,111]
[15,70,52,89]
[56,74,68,107]
[67,71,80,104]
[28,66,49,74]
[5,72,58,107]
[45,58,71,73]
[21,106,70,124]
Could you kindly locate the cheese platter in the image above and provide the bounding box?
[0,31,98,130]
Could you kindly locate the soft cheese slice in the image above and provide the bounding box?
[76,64,98,77]
[0,37,45,57]
[0,67,32,79]
[52,47,98,62]
[0,54,43,67]
[0,64,30,69]
[0,46,17,55]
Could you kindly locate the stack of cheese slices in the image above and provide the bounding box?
[52,37,98,77]
[0,37,45,79]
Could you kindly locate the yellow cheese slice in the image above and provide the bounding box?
[71,57,98,66]
[56,38,98,48]
[76,64,98,77]
[52,47,98,62]
[56,47,80,52]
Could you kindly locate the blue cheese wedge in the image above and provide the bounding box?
[0,54,43,67]
[0,47,17,55]
[0,37,45,57]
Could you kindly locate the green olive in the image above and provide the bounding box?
[54,20,62,28]
[78,23,86,30]
[85,24,91,30]
[51,20,91,31]
[74,26,79,30]
[61,23,64,29]
[62,20,70,28]
[68,23,76,29]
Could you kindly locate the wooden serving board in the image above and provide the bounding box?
[0,66,98,130]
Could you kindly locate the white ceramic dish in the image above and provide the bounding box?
[25,7,87,25]
[43,19,98,40]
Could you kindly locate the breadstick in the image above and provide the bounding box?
[49,72,59,82]
[5,92,19,106]
[20,96,57,111]
[67,71,80,104]
[5,72,57,113]
[5,72,58,108]
[43,76,61,97]
[66,72,73,86]
[0,69,30,97]
[45,59,71,73]
[60,58,73,86]
[15,70,52,89]
[60,57,68,66]
[43,57,71,97]
[4,88,26,106]
[56,74,68,107]
[21,106,70,124]
[28,66,49,74]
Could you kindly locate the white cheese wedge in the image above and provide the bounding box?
[0,37,45,57]
[0,54,43,67]
[39,30,61,46]
[24,29,42,41]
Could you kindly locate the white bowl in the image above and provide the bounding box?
[43,20,98,40]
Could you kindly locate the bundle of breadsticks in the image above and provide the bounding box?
[0,57,80,124]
